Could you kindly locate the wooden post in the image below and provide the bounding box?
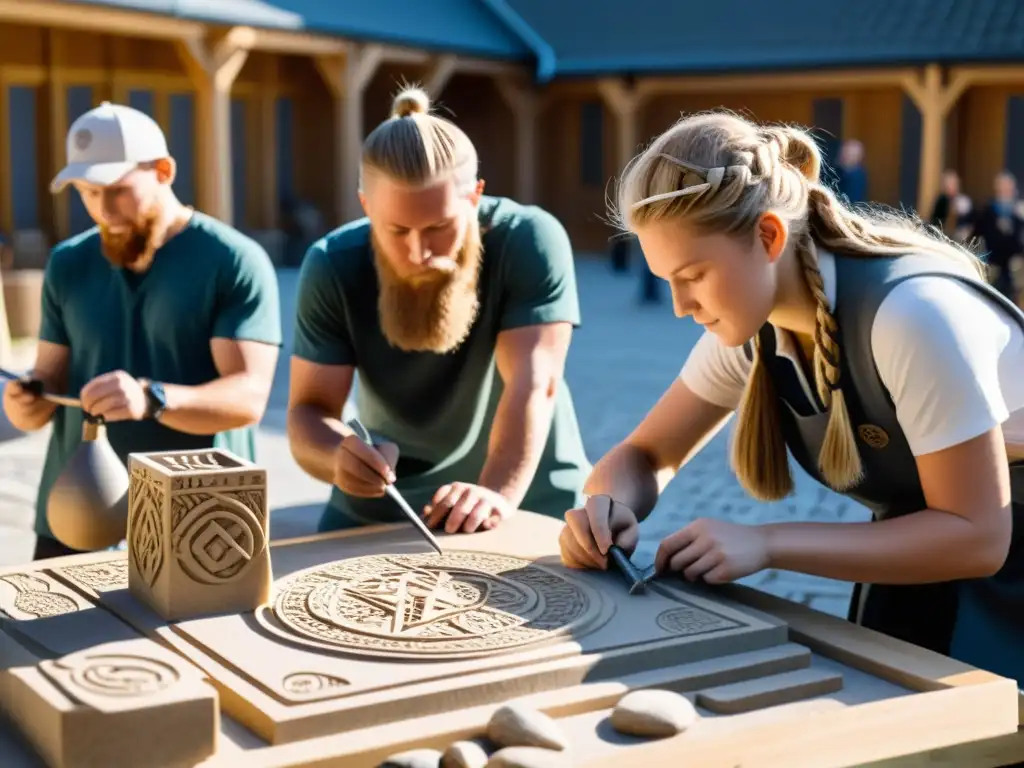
[175,28,253,224]
[902,64,971,217]
[47,28,69,242]
[315,44,383,224]
[425,55,458,99]
[597,78,646,175]
[495,77,544,204]
[258,57,279,230]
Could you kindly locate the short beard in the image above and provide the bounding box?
[373,218,483,354]
[99,207,165,271]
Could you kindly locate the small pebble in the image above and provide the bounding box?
[487,703,568,751]
[378,748,443,768]
[611,689,698,738]
[441,740,489,768]
[485,747,568,768]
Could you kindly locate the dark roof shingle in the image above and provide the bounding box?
[63,0,532,59]
[503,0,1024,76]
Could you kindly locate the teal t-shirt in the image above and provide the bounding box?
[293,196,590,528]
[35,212,282,541]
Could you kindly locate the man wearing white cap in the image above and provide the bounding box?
[2,102,282,560]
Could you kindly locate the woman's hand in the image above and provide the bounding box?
[559,495,640,570]
[654,518,770,584]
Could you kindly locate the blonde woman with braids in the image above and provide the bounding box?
[560,110,1024,683]
[288,86,590,536]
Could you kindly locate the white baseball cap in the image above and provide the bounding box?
[50,101,170,193]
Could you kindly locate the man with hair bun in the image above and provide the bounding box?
[287,85,589,535]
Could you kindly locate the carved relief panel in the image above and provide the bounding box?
[126,448,272,621]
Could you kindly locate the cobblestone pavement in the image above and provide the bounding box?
[0,255,869,615]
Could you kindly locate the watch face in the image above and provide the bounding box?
[147,382,167,416]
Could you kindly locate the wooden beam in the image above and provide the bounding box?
[901,64,965,219]
[249,28,348,57]
[455,58,524,78]
[598,78,646,173]
[259,57,279,231]
[0,0,205,40]
[175,29,253,224]
[495,78,546,203]
[634,67,923,98]
[47,28,69,242]
[424,55,458,99]
[315,45,383,224]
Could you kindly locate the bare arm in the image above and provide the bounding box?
[286,357,355,484]
[764,427,1012,582]
[1,340,69,432]
[155,339,278,434]
[479,322,572,507]
[583,379,734,521]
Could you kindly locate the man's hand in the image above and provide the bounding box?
[80,370,147,422]
[423,482,514,534]
[332,436,399,498]
[2,379,53,428]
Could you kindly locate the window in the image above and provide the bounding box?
[128,89,155,118]
[8,86,40,229]
[168,93,195,206]
[276,96,295,208]
[66,86,95,234]
[899,95,922,211]
[231,97,247,228]
[1005,96,1024,189]
[579,101,604,187]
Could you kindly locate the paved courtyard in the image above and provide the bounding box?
[0,255,869,616]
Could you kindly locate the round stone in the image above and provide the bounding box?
[378,748,443,768]
[610,689,698,738]
[441,740,489,768]
[487,703,567,751]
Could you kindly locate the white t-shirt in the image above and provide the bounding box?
[680,251,1024,457]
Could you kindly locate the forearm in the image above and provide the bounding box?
[157,374,269,435]
[763,509,1009,584]
[286,403,352,484]
[478,382,557,508]
[583,443,662,522]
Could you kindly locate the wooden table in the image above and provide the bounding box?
[0,512,1021,768]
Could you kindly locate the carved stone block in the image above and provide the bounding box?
[126,448,272,621]
[0,634,218,768]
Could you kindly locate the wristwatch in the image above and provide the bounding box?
[142,380,168,420]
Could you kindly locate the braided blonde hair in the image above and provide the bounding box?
[613,111,984,500]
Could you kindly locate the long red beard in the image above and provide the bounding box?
[373,220,483,354]
[99,208,165,270]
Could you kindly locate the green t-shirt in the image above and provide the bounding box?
[34,212,282,541]
[293,196,590,528]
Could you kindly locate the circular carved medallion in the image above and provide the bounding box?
[172,494,265,585]
[857,424,890,450]
[256,551,602,660]
[60,653,178,698]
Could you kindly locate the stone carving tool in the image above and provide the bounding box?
[0,366,82,408]
[608,544,651,595]
[348,418,443,556]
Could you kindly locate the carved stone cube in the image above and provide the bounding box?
[126,448,272,621]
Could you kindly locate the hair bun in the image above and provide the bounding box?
[391,87,430,118]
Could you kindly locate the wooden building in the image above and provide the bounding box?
[2,0,1024,263]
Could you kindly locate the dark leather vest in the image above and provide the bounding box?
[753,253,1024,518]
[747,253,1024,682]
